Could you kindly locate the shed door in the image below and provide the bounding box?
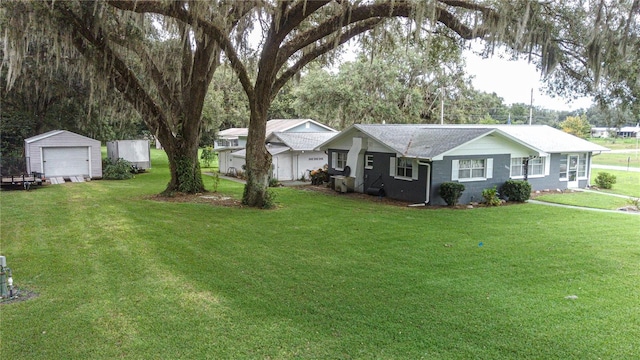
[43,147,90,177]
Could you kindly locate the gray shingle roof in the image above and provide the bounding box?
[269,132,338,151]
[321,124,609,159]
[352,124,495,158]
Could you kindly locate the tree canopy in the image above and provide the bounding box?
[2,1,638,206]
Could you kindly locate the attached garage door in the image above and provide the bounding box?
[43,147,90,177]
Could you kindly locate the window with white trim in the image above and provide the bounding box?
[396,157,413,178]
[559,154,587,180]
[511,157,545,178]
[459,159,485,179]
[365,154,374,169]
[559,157,567,179]
[333,152,347,170]
[389,157,418,180]
[452,158,493,182]
[578,155,587,177]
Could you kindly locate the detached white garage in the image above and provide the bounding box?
[25,130,102,179]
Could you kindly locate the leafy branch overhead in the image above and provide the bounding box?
[2,1,638,205]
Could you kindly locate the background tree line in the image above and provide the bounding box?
[3,45,636,156]
[2,1,638,207]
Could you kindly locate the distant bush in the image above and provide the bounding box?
[268,177,280,187]
[482,186,501,206]
[595,172,616,189]
[103,158,134,180]
[439,182,465,206]
[501,180,532,202]
[200,146,215,168]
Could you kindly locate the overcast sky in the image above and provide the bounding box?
[463,50,594,111]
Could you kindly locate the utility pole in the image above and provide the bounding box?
[529,88,534,125]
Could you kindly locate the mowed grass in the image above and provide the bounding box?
[535,191,632,210]
[591,169,640,198]
[590,137,639,150]
[592,152,640,168]
[1,150,639,359]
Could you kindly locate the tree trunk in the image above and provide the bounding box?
[242,103,272,207]
[158,124,205,195]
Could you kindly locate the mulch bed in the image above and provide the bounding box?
[147,192,243,207]
[146,184,535,209]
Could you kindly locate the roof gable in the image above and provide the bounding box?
[266,119,336,135]
[218,119,335,140]
[25,130,98,144]
[474,125,609,153]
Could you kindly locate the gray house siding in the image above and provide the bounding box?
[328,148,597,205]
[526,153,565,191]
[362,152,427,203]
[430,154,511,205]
[525,152,591,191]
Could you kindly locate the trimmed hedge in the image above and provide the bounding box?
[595,172,616,189]
[439,182,465,206]
[500,180,531,202]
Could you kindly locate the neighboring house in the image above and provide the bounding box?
[616,125,640,138]
[215,127,248,174]
[591,125,640,138]
[317,124,609,205]
[24,130,102,179]
[231,131,338,181]
[215,119,337,180]
[590,127,611,138]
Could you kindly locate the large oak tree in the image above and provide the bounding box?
[3,1,638,206]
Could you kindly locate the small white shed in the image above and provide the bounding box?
[24,130,102,179]
[106,140,151,170]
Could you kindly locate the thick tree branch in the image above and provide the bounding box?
[107,0,256,106]
[53,2,169,137]
[273,17,385,97]
[276,1,486,72]
[439,0,495,15]
[276,0,331,40]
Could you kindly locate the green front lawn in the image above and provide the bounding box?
[1,150,639,359]
[591,169,640,198]
[535,191,632,210]
[592,152,640,168]
[590,137,640,150]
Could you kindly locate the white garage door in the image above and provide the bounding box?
[43,147,90,177]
